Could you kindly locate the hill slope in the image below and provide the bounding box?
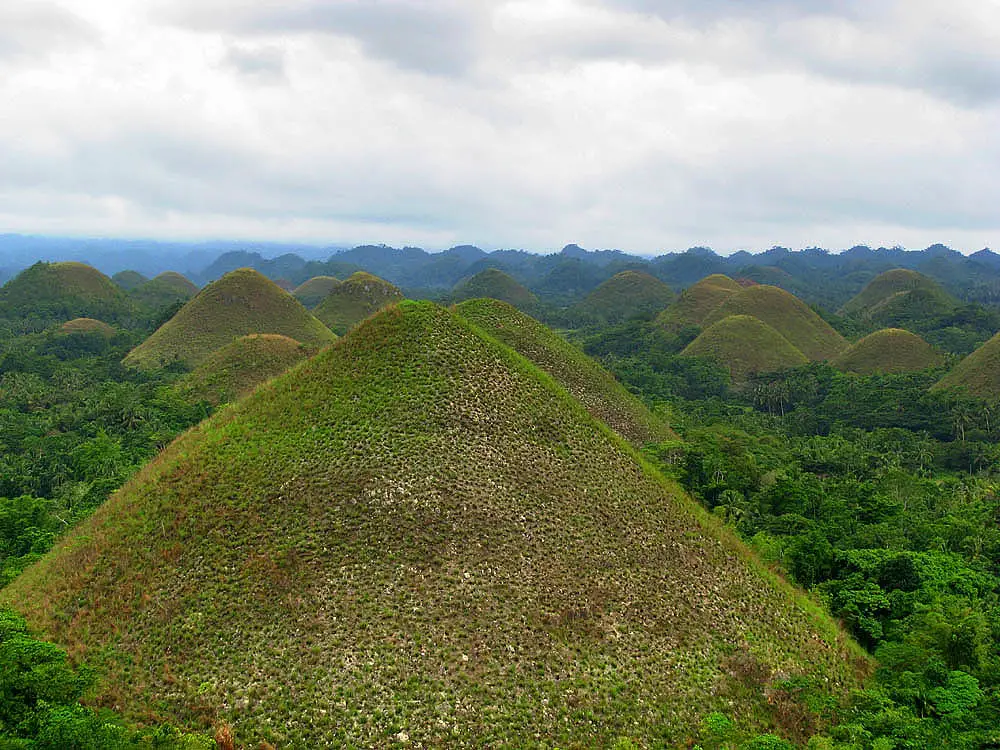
[312,271,404,334]
[292,275,341,308]
[933,333,1000,398]
[123,268,335,370]
[571,270,675,323]
[57,317,117,338]
[4,301,862,748]
[130,272,199,311]
[451,268,539,310]
[682,315,809,380]
[172,334,311,406]
[655,273,742,332]
[0,261,139,326]
[454,298,674,444]
[704,285,847,360]
[111,270,148,291]
[840,269,942,315]
[833,329,945,375]
[840,269,957,328]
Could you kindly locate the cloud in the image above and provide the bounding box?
[223,44,288,82]
[0,2,97,60]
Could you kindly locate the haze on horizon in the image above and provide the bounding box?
[1,0,998,256]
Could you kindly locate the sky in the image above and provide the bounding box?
[1,0,999,255]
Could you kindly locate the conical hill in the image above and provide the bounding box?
[833,329,945,375]
[840,269,950,317]
[130,271,199,311]
[292,275,341,308]
[703,285,847,360]
[123,268,335,370]
[682,315,809,381]
[3,301,862,748]
[454,298,674,444]
[572,270,675,323]
[312,271,404,334]
[57,317,116,338]
[452,267,538,310]
[655,273,741,332]
[933,332,1000,399]
[172,333,311,406]
[0,261,139,326]
[112,270,148,291]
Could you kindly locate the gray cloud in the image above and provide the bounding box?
[0,2,97,60]
[223,44,288,82]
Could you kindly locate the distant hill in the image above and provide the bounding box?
[292,276,341,308]
[57,317,116,338]
[172,333,310,406]
[833,329,945,375]
[0,261,140,329]
[123,268,335,370]
[312,271,404,334]
[655,274,742,332]
[840,269,957,323]
[571,270,675,323]
[454,298,674,445]
[933,333,1000,399]
[4,301,862,747]
[704,285,847,360]
[111,270,148,291]
[451,268,539,310]
[130,272,199,311]
[682,315,809,381]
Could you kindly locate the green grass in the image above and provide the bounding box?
[682,315,809,381]
[123,268,336,370]
[112,270,149,291]
[571,270,675,323]
[130,272,199,312]
[655,274,741,332]
[933,331,1000,398]
[4,301,864,748]
[839,269,955,320]
[57,317,117,338]
[833,328,945,375]
[292,276,341,309]
[454,298,675,445]
[703,285,847,360]
[0,261,141,326]
[312,271,404,334]
[451,268,538,310]
[172,334,312,406]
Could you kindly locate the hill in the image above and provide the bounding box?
[111,270,148,291]
[451,268,539,310]
[571,270,675,323]
[655,274,742,332]
[833,329,945,375]
[454,298,674,444]
[840,269,940,315]
[933,333,1000,399]
[3,301,862,748]
[130,272,199,311]
[56,317,117,338]
[312,271,404,334]
[682,315,809,381]
[704,285,847,360]
[0,261,140,326]
[172,334,310,406]
[840,269,957,328]
[123,268,336,370]
[292,275,341,308]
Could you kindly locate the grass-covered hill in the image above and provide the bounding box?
[111,270,148,291]
[292,275,341,308]
[0,261,141,328]
[454,298,674,444]
[130,272,199,312]
[704,284,848,360]
[833,329,945,375]
[123,268,336,370]
[840,269,941,316]
[57,317,117,338]
[682,314,809,381]
[451,267,539,310]
[3,301,863,748]
[655,273,742,332]
[312,271,404,334]
[172,334,310,406]
[839,269,958,327]
[570,270,675,323]
[933,332,1000,399]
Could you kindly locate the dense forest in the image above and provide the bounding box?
[2,248,1000,747]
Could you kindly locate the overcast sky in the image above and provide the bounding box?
[1,0,998,254]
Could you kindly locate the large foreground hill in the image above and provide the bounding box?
[3,301,862,748]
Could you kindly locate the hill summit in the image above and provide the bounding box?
[451,267,538,310]
[833,329,945,375]
[0,261,139,326]
[4,301,862,748]
[312,271,404,334]
[840,269,957,328]
[130,271,199,311]
[682,314,808,381]
[572,270,675,323]
[123,268,335,370]
[292,275,341,308]
[655,273,741,332]
[933,332,1000,399]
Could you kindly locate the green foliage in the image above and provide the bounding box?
[311,270,404,334]
[569,270,675,324]
[291,275,341,308]
[832,329,945,375]
[129,273,198,314]
[450,268,539,311]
